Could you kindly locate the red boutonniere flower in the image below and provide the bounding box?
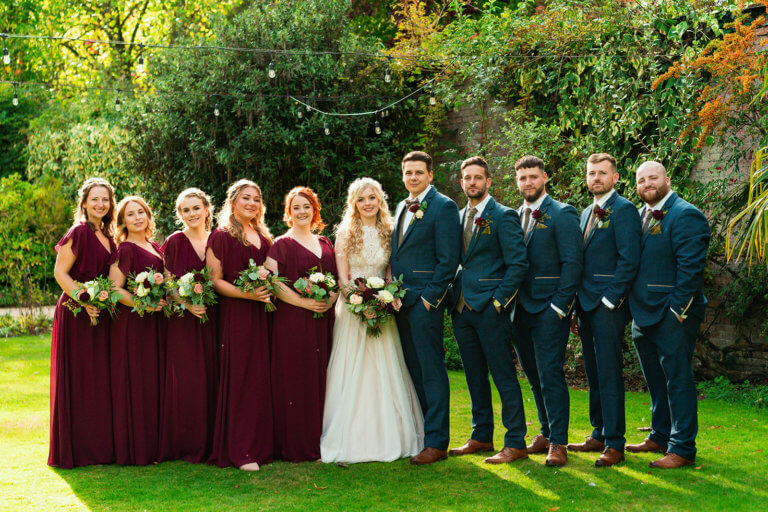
[594,207,607,220]
[474,217,492,235]
[651,209,665,220]
[408,203,420,213]
[531,209,543,220]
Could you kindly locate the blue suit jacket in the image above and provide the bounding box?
[578,192,641,312]
[518,195,583,315]
[390,186,461,308]
[449,197,528,312]
[629,192,710,327]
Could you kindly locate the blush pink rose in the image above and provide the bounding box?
[98,290,109,301]
[258,268,271,280]
[193,283,204,294]
[153,273,164,285]
[349,294,363,305]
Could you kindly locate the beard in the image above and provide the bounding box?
[588,181,611,196]
[464,185,488,200]
[520,183,546,203]
[638,182,670,204]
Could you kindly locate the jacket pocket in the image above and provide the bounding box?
[593,274,614,282]
[647,283,673,293]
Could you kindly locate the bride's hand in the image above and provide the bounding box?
[392,298,402,312]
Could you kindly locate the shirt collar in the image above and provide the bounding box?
[522,193,547,212]
[409,184,433,203]
[645,189,673,212]
[593,189,615,209]
[465,194,492,217]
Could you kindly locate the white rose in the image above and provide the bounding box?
[366,276,385,289]
[135,284,148,297]
[87,287,97,298]
[180,273,194,284]
[376,290,394,303]
[309,272,326,283]
[349,294,363,305]
[135,271,150,282]
[415,210,424,219]
[179,286,189,297]
[327,276,336,287]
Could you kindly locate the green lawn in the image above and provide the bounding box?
[1,335,767,511]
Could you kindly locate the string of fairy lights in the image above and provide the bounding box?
[1,32,450,135]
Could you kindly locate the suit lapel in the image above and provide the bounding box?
[525,195,552,246]
[400,187,436,249]
[584,192,617,249]
[464,197,494,261]
[393,200,406,254]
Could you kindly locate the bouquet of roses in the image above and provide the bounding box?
[168,267,217,323]
[127,268,173,317]
[234,259,287,312]
[345,275,406,337]
[65,276,122,326]
[293,267,338,318]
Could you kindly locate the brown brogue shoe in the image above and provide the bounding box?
[595,448,625,467]
[626,438,666,453]
[485,447,528,464]
[545,443,567,467]
[566,436,605,452]
[649,452,695,469]
[526,434,550,454]
[410,447,448,465]
[449,439,495,456]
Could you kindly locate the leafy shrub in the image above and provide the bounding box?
[0,312,54,338]
[697,376,768,409]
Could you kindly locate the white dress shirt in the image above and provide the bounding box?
[400,185,433,228]
[462,193,492,229]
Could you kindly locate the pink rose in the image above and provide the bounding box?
[153,273,164,285]
[258,268,271,280]
[98,290,109,301]
[349,294,363,305]
[193,283,204,294]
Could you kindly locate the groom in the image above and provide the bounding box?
[391,151,461,465]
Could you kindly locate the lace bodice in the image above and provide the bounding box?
[347,225,389,279]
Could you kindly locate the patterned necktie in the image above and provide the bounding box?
[398,199,419,245]
[583,207,597,243]
[463,207,478,252]
[641,208,653,234]
[522,207,532,236]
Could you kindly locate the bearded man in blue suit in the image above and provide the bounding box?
[626,161,710,469]
[567,153,641,467]
[390,151,461,465]
[446,156,529,464]
[511,155,583,467]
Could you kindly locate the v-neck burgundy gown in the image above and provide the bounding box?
[207,228,274,467]
[158,231,218,463]
[110,240,165,466]
[268,235,337,462]
[49,223,116,468]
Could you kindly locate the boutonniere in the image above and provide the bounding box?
[474,217,493,235]
[532,209,550,229]
[409,201,427,224]
[595,206,612,229]
[648,208,666,235]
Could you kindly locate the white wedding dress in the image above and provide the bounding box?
[320,225,424,463]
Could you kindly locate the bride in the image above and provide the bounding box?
[320,177,424,463]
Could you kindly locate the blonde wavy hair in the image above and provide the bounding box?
[335,177,393,257]
[175,187,214,231]
[217,179,273,246]
[115,196,155,244]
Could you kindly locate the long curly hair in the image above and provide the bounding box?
[217,180,273,246]
[175,187,214,231]
[335,177,393,257]
[73,177,116,239]
[282,186,326,233]
[115,196,155,244]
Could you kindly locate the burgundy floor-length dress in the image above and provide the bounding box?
[158,231,218,463]
[269,235,337,462]
[49,223,116,468]
[110,240,165,466]
[207,228,273,467]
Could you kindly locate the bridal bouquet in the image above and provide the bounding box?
[168,267,217,323]
[65,276,122,326]
[234,259,287,312]
[293,267,338,318]
[127,268,173,317]
[345,275,405,337]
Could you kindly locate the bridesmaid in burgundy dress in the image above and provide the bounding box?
[49,178,117,468]
[109,196,167,466]
[158,188,218,463]
[207,179,274,471]
[265,187,338,462]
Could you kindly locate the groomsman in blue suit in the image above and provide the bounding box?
[627,161,710,469]
[390,151,461,465]
[511,155,582,467]
[447,156,529,464]
[567,153,641,467]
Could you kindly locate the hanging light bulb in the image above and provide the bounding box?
[115,97,121,111]
[2,47,9,65]
[324,122,330,136]
[12,90,19,106]
[429,92,436,105]
[297,109,303,119]
[375,119,381,135]
[268,60,276,79]
[384,64,391,83]
[214,103,220,117]
[137,55,145,75]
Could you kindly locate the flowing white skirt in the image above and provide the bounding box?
[320,300,424,463]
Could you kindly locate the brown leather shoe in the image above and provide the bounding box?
[545,443,567,467]
[485,447,528,464]
[410,447,448,465]
[566,436,605,452]
[526,434,550,454]
[626,438,666,453]
[649,452,695,469]
[449,439,495,456]
[595,448,625,467]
